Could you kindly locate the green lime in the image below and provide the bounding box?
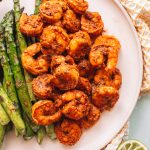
[117,140,148,150]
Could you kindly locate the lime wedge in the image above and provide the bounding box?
[117,140,148,150]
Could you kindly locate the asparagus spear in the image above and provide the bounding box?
[0,124,5,149]
[34,0,41,15]
[45,124,57,140]
[0,83,25,135]
[0,104,10,126]
[36,126,45,144]
[13,0,35,102]
[4,11,32,120]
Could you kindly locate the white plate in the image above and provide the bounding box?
[0,0,143,150]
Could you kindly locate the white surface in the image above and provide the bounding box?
[0,0,143,150]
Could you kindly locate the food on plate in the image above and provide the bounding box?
[92,85,119,111]
[55,119,82,145]
[21,43,49,75]
[32,100,62,125]
[81,11,104,35]
[19,13,43,36]
[80,104,101,129]
[63,9,81,33]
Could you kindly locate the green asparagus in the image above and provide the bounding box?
[0,83,25,135]
[34,0,41,15]
[0,124,5,149]
[45,124,57,140]
[36,126,45,144]
[4,11,32,120]
[0,104,10,126]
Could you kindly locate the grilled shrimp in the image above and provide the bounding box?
[94,68,122,89]
[55,119,82,145]
[67,0,88,14]
[89,35,121,70]
[76,77,92,95]
[19,13,43,36]
[39,1,66,23]
[61,90,90,120]
[68,31,91,60]
[51,55,74,73]
[92,85,119,111]
[63,9,80,33]
[32,100,62,125]
[80,104,101,129]
[81,11,104,35]
[52,63,79,90]
[21,43,49,75]
[40,26,69,55]
[32,74,57,99]
[77,59,92,77]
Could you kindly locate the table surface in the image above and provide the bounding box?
[129,94,150,148]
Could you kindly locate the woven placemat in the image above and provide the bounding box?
[104,0,150,149]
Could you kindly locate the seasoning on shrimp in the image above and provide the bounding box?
[67,0,88,14]
[21,43,49,75]
[55,119,82,145]
[92,85,119,111]
[40,26,69,54]
[19,13,43,36]
[63,9,80,33]
[61,90,90,120]
[32,100,62,125]
[81,11,104,35]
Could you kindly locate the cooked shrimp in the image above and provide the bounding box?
[52,64,79,90]
[53,20,64,28]
[32,100,62,125]
[80,104,101,129]
[68,31,91,60]
[61,90,90,120]
[94,68,122,89]
[81,11,104,35]
[19,13,43,37]
[89,35,121,70]
[21,43,49,75]
[76,77,92,95]
[92,85,119,111]
[77,59,92,77]
[32,74,58,99]
[51,55,74,73]
[39,1,66,23]
[40,26,69,54]
[67,0,88,14]
[55,119,82,145]
[63,9,80,33]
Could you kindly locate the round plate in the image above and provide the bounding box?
[0,0,143,150]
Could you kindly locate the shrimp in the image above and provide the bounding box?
[19,13,43,37]
[21,43,49,75]
[67,0,88,14]
[63,9,80,33]
[61,90,90,120]
[55,119,82,145]
[68,31,91,60]
[76,77,92,95]
[92,85,119,111]
[40,26,69,54]
[32,100,62,126]
[80,104,101,129]
[52,64,79,90]
[51,55,74,73]
[77,59,92,77]
[81,11,104,35]
[89,35,121,70]
[32,74,57,99]
[94,68,122,89]
[39,1,66,23]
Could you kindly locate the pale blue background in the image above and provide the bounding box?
[129,94,150,148]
